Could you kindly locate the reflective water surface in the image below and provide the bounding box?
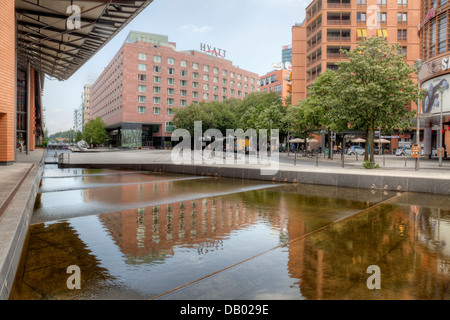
[9,164,450,300]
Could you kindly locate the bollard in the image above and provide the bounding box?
[316,153,318,167]
[404,155,407,167]
[294,150,297,166]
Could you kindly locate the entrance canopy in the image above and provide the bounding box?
[16,0,152,80]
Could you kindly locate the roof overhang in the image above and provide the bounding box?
[16,0,152,81]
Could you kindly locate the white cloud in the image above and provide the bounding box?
[180,24,212,33]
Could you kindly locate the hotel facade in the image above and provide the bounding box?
[90,31,260,149]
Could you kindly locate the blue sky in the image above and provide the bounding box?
[43,0,308,134]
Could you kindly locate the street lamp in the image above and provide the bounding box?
[438,84,444,167]
[414,59,423,170]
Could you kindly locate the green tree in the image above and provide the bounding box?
[75,130,83,142]
[334,36,418,167]
[83,117,109,146]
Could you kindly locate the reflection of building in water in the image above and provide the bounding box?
[97,196,289,263]
[285,203,450,300]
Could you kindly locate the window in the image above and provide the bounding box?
[168,58,175,65]
[213,85,219,92]
[213,76,219,83]
[230,72,235,78]
[357,0,366,6]
[203,65,209,72]
[180,90,187,96]
[203,74,209,81]
[180,100,187,106]
[203,84,209,90]
[377,12,387,24]
[153,107,161,114]
[138,95,146,103]
[167,108,173,115]
[398,46,407,55]
[357,12,366,23]
[153,65,161,73]
[167,78,175,85]
[244,76,248,82]
[192,72,199,79]
[213,95,218,101]
[222,87,227,94]
[153,86,161,94]
[357,28,367,39]
[138,106,146,114]
[181,60,187,67]
[153,97,161,104]
[167,88,175,95]
[138,63,147,71]
[203,93,209,100]
[167,68,174,75]
[181,70,188,77]
[167,98,174,105]
[397,29,407,40]
[153,76,161,83]
[139,53,147,60]
[223,70,228,76]
[138,85,146,92]
[193,91,199,98]
[222,78,227,85]
[213,67,219,74]
[180,80,187,87]
[165,121,175,133]
[438,15,447,54]
[154,55,161,63]
[377,29,388,37]
[193,62,199,69]
[230,80,235,87]
[430,20,437,57]
[377,0,386,6]
[397,12,407,23]
[230,89,235,95]
[138,74,147,82]
[398,0,407,6]
[192,81,199,88]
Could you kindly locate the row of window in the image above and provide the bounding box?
[138,53,255,82]
[138,85,249,95]
[137,89,249,104]
[421,13,448,59]
[137,74,255,90]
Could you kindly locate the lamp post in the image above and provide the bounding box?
[414,59,423,170]
[438,85,444,167]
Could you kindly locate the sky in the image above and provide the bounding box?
[43,0,309,134]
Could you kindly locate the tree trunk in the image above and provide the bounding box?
[364,129,369,161]
[327,128,332,159]
[369,126,375,168]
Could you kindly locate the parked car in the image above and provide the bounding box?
[395,145,411,156]
[347,145,365,155]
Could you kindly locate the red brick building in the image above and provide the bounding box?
[90,31,260,149]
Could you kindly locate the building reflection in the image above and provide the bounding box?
[285,200,450,300]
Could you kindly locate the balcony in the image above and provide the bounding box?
[327,0,351,7]
[327,12,351,25]
[327,35,351,42]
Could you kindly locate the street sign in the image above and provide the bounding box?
[411,144,421,158]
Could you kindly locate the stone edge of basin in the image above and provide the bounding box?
[0,163,43,300]
[59,162,450,195]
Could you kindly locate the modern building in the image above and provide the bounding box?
[417,0,450,159]
[83,84,92,126]
[0,0,152,165]
[259,68,292,103]
[90,31,260,149]
[74,107,83,134]
[282,44,293,66]
[291,0,421,151]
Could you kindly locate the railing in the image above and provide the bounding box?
[327,19,351,25]
[327,36,351,41]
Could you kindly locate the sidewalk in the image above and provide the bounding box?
[0,149,44,300]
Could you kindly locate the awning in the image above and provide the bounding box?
[16,0,153,80]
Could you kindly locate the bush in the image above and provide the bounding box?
[362,160,380,169]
